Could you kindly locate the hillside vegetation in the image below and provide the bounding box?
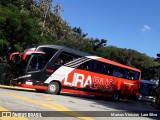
[0,0,159,79]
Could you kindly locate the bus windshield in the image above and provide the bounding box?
[10,47,58,76]
[11,53,46,76]
[9,53,32,77]
[28,54,46,72]
[18,55,31,74]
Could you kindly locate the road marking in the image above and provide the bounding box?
[0,85,34,91]
[4,92,94,120]
[0,106,9,111]
[37,95,94,120]
[0,106,28,120]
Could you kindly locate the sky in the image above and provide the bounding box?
[54,0,160,58]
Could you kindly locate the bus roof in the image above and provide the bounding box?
[36,44,92,56]
[33,44,141,72]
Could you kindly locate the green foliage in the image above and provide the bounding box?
[0,3,53,52]
[0,0,159,80]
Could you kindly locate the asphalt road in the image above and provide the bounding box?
[0,85,159,120]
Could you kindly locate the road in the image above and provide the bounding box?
[0,85,159,120]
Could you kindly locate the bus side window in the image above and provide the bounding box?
[78,61,90,70]
[127,71,139,80]
[133,72,140,80]
[38,47,58,65]
[54,51,79,67]
[54,58,64,66]
[96,62,103,74]
[89,60,95,72]
[85,60,95,72]
[103,64,113,76]
[103,64,107,74]
[118,68,123,78]
[127,71,132,80]
[122,69,128,79]
[113,67,119,77]
[113,67,124,78]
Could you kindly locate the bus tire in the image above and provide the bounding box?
[47,82,60,94]
[35,89,45,93]
[112,92,120,101]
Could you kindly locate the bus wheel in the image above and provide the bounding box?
[112,92,120,101]
[47,82,60,94]
[35,89,45,93]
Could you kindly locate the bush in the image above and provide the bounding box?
[0,62,11,85]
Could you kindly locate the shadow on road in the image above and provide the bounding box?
[59,92,159,119]
[0,85,159,119]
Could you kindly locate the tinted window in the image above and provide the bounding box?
[113,67,123,78]
[95,62,103,73]
[127,71,140,80]
[38,47,58,62]
[54,51,79,66]
[103,64,113,75]
[78,60,113,75]
[19,55,31,73]
[76,59,140,80]
[28,55,45,72]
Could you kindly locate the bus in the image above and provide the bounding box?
[138,80,158,102]
[9,44,141,100]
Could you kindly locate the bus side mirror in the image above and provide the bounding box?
[9,52,20,63]
[9,52,20,61]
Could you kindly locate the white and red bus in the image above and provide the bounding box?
[9,44,141,100]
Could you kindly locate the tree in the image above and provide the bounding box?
[37,0,53,36]
[0,3,50,56]
[0,0,159,80]
[92,38,107,51]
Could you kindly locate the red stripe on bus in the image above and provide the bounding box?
[15,83,47,90]
[21,84,47,90]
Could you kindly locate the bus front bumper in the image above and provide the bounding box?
[11,80,47,90]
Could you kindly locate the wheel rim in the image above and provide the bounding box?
[49,84,57,92]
